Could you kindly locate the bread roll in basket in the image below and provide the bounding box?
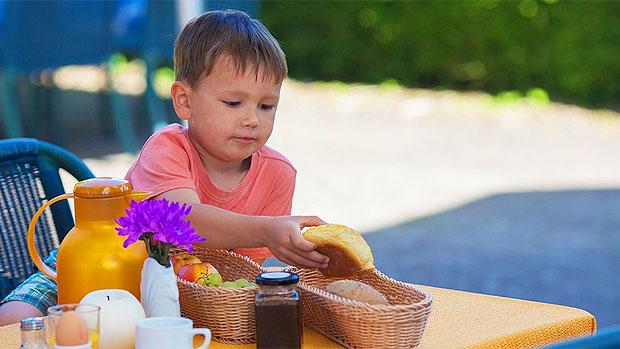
[296,224,433,348]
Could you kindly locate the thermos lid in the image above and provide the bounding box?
[256,271,299,286]
[20,317,44,331]
[74,177,133,198]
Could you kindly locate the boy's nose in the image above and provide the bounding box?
[242,109,259,127]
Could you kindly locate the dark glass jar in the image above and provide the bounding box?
[255,271,303,349]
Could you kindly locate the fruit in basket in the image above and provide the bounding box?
[302,224,374,278]
[325,280,389,305]
[178,262,223,286]
[170,253,202,274]
[199,272,222,287]
[220,279,257,288]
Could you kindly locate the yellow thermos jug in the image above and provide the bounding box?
[28,177,151,304]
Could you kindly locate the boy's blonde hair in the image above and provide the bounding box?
[174,9,287,87]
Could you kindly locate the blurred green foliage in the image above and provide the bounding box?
[152,66,175,98]
[261,0,620,107]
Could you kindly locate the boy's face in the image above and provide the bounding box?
[175,55,282,165]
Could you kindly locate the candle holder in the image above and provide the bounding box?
[80,289,146,349]
[47,303,100,349]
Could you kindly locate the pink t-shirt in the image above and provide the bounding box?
[125,124,296,261]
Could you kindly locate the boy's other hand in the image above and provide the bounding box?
[262,216,330,268]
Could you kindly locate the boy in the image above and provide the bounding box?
[0,9,328,325]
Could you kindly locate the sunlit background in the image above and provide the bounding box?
[1,0,619,329]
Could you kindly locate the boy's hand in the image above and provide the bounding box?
[261,216,330,268]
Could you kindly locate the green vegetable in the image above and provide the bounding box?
[220,281,237,288]
[208,273,223,287]
[219,279,257,288]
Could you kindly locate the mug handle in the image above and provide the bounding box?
[27,193,74,280]
[189,328,211,349]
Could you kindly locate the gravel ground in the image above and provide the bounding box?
[62,80,620,328]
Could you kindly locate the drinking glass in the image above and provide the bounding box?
[47,303,100,349]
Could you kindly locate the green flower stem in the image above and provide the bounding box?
[140,234,172,268]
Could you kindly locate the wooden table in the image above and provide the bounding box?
[1,284,595,348]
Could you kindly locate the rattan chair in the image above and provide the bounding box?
[0,138,94,298]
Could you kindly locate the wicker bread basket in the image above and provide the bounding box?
[175,247,262,344]
[288,267,433,349]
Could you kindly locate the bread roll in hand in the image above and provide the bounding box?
[302,224,374,278]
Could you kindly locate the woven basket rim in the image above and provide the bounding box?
[174,247,263,268]
[288,267,433,310]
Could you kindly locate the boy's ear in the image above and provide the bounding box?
[171,81,193,121]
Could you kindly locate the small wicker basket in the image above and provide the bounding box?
[175,247,262,344]
[289,267,433,349]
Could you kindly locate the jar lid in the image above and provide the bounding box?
[20,317,44,331]
[74,177,133,198]
[255,271,299,286]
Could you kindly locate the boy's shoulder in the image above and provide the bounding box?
[142,123,190,149]
[257,145,296,174]
[150,123,187,140]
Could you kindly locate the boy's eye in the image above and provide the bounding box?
[222,100,241,107]
[259,104,274,111]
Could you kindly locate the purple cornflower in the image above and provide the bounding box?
[116,199,206,267]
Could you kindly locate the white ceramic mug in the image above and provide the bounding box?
[135,317,211,349]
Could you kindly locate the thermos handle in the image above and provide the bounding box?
[27,193,74,280]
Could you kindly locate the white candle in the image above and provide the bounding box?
[80,289,146,349]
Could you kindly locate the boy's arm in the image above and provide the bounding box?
[0,248,59,325]
[155,188,329,268]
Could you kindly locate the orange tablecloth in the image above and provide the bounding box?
[0,284,595,349]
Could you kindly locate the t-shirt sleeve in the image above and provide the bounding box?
[258,164,296,216]
[125,131,196,197]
